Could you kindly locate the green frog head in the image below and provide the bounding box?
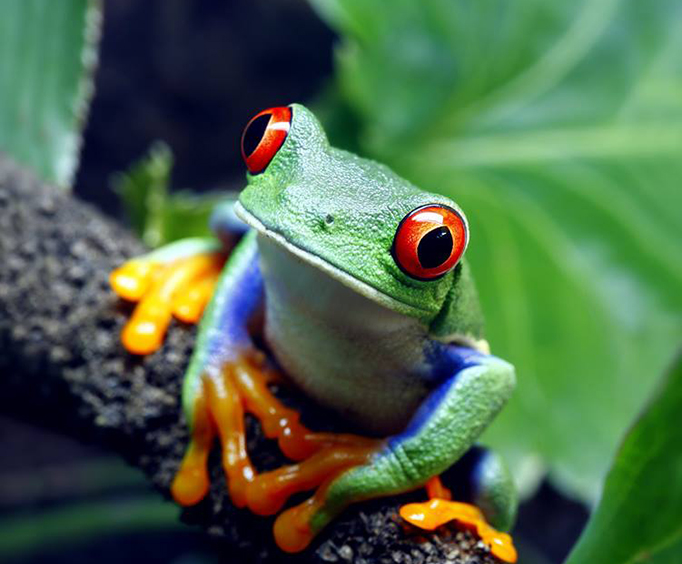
[236,104,470,323]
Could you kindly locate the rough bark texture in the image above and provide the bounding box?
[0,155,497,564]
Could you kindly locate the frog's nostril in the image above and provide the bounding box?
[241,106,292,174]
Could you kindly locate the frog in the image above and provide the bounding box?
[110,104,519,562]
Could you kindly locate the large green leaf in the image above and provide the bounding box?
[311,0,682,499]
[565,354,682,564]
[0,0,101,188]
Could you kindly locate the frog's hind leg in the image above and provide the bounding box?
[453,446,518,533]
[268,348,518,560]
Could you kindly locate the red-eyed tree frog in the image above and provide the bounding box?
[110,105,519,562]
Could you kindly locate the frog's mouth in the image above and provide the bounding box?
[234,202,431,319]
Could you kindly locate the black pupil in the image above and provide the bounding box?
[417,226,453,269]
[243,114,271,157]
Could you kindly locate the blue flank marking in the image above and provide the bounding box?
[201,202,260,366]
[204,240,264,367]
[388,346,491,445]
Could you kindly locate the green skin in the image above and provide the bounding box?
[238,106,481,332]
[179,104,517,540]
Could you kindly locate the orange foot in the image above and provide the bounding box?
[400,476,517,563]
[170,353,381,550]
[110,251,225,354]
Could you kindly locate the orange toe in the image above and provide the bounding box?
[425,475,452,500]
[116,253,223,354]
[171,463,211,506]
[172,274,217,323]
[273,498,317,553]
[110,259,156,301]
[400,498,517,563]
[122,295,172,355]
[171,394,215,507]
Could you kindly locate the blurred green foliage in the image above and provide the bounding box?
[309,0,682,501]
[0,497,182,560]
[113,143,226,248]
[566,353,682,564]
[0,0,100,188]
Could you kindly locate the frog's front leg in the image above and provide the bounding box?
[110,237,225,354]
[169,229,264,506]
[269,348,518,561]
[110,198,246,355]
[168,230,375,507]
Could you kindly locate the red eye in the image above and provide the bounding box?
[241,106,292,174]
[392,205,468,280]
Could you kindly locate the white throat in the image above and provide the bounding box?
[256,234,433,435]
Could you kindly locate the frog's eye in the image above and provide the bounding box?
[241,106,292,174]
[392,204,468,280]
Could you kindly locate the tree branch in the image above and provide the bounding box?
[0,155,496,564]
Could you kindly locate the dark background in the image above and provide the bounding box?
[75,0,335,214]
[3,1,587,563]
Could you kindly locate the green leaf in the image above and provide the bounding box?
[311,0,682,499]
[113,142,227,248]
[160,190,227,245]
[0,0,101,188]
[565,353,682,564]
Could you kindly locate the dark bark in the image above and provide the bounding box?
[0,155,497,564]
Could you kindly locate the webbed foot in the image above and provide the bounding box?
[110,238,224,354]
[400,476,517,563]
[170,353,380,529]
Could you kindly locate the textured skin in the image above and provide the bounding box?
[310,351,516,534]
